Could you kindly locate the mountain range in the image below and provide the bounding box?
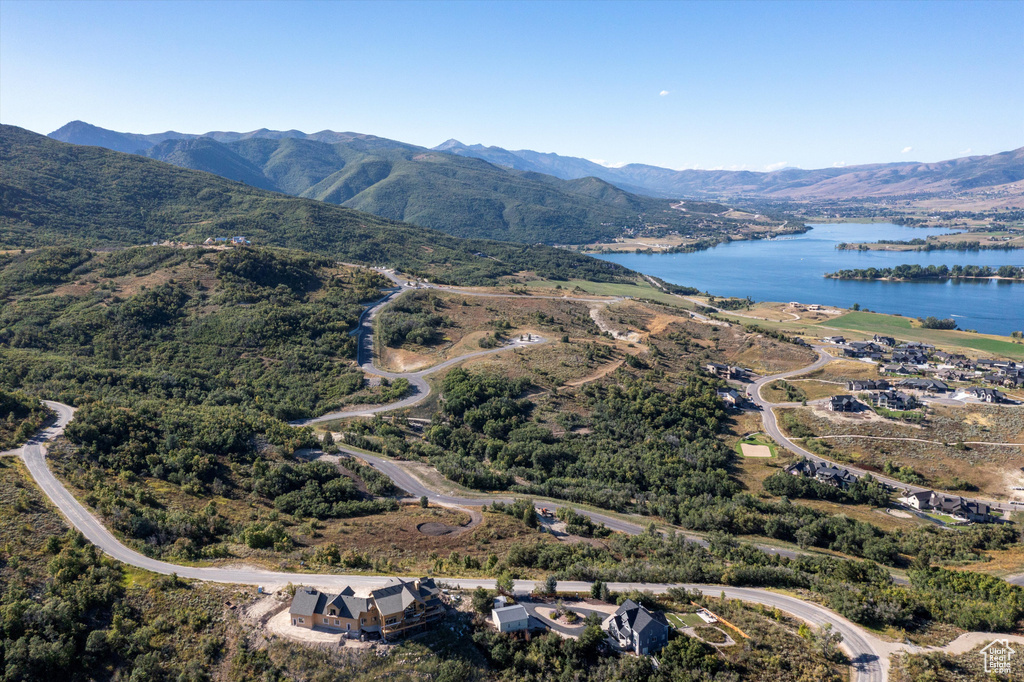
[0,125,631,286]
[48,121,758,245]
[51,121,1024,212]
[435,140,1024,200]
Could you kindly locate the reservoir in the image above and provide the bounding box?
[595,223,1024,337]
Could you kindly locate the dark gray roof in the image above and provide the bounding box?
[613,599,668,638]
[372,583,419,615]
[290,588,327,617]
[327,594,371,619]
[371,577,438,615]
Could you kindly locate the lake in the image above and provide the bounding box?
[595,223,1024,336]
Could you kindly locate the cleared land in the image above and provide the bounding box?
[775,404,1024,500]
[739,443,772,458]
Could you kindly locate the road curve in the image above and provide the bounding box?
[749,348,1015,515]
[17,403,883,680]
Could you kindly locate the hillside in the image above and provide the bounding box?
[47,121,792,244]
[437,139,1024,201]
[0,125,630,285]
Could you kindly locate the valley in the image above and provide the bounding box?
[2,103,1023,682]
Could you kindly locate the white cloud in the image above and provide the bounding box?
[960,148,973,155]
[832,161,847,167]
[901,146,913,154]
[706,164,753,171]
[659,90,670,96]
[764,161,788,172]
[589,159,628,168]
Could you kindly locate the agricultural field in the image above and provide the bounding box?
[822,312,1024,360]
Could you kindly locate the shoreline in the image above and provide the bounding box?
[824,275,1023,283]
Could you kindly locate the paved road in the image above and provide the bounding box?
[292,268,621,424]
[11,273,1013,680]
[748,347,1017,514]
[16,408,884,680]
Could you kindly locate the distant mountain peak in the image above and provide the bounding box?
[434,139,466,151]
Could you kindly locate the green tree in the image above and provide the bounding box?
[471,586,492,614]
[496,572,515,595]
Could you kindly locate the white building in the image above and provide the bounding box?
[492,604,529,633]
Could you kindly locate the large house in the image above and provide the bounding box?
[892,350,928,365]
[897,378,948,393]
[873,390,917,411]
[899,491,993,523]
[604,599,670,656]
[289,578,443,638]
[881,363,919,376]
[873,334,896,347]
[705,363,750,381]
[828,395,858,412]
[788,459,858,489]
[844,341,885,359]
[954,386,1007,403]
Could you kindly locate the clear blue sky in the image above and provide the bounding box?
[1,0,1021,170]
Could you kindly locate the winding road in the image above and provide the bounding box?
[748,347,1018,515]
[13,402,885,680]
[11,273,1023,680]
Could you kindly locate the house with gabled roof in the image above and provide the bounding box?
[288,577,443,638]
[604,599,670,656]
[847,379,889,392]
[898,491,993,523]
[881,363,918,375]
[492,604,530,633]
[897,378,948,393]
[873,390,917,411]
[787,459,858,489]
[828,395,859,412]
[954,386,1007,403]
[370,577,444,638]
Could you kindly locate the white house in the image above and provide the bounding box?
[492,604,529,633]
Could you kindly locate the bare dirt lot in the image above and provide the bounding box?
[740,444,772,458]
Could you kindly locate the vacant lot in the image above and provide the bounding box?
[775,405,1024,498]
[802,359,882,382]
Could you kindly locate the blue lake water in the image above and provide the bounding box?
[595,223,1024,336]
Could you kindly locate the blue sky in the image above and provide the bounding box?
[1,0,1021,170]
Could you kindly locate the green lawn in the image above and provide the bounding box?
[824,311,1024,359]
[925,512,963,525]
[667,613,706,628]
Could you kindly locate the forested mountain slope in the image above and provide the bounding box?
[48,121,784,244]
[0,125,630,285]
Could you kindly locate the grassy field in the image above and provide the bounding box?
[667,612,707,628]
[823,311,1024,359]
[708,306,1024,360]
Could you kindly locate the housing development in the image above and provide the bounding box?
[2,2,1023,680]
